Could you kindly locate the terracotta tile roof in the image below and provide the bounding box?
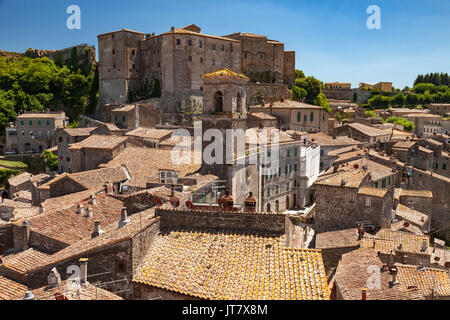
[361,229,430,256]
[28,208,158,273]
[358,187,389,198]
[0,276,27,300]
[126,127,174,140]
[133,228,329,300]
[249,112,277,120]
[347,123,390,137]
[163,28,241,43]
[252,100,323,110]
[327,158,394,182]
[24,193,124,247]
[8,172,32,186]
[396,204,429,227]
[418,146,434,154]
[425,138,443,146]
[315,170,368,188]
[398,189,433,199]
[393,140,417,149]
[12,190,32,201]
[112,104,136,112]
[32,281,123,300]
[62,127,96,137]
[0,248,50,276]
[0,198,32,209]
[201,68,249,80]
[48,166,128,190]
[396,264,450,297]
[335,248,425,300]
[308,132,362,147]
[69,135,128,150]
[327,145,360,157]
[17,112,65,119]
[101,147,201,188]
[9,207,41,222]
[391,221,425,236]
[315,228,360,250]
[41,187,104,213]
[334,149,365,163]
[430,248,450,269]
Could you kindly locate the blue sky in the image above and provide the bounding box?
[0,0,449,88]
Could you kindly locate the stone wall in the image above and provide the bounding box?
[156,208,286,234]
[246,83,291,106]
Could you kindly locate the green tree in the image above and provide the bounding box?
[406,93,419,106]
[386,117,415,132]
[292,86,307,102]
[42,150,58,171]
[313,93,330,113]
[392,92,406,106]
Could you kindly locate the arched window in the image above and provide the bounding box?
[266,203,271,213]
[275,200,280,212]
[214,91,223,113]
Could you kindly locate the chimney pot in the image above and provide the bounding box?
[361,288,367,300]
[79,258,89,285]
[89,195,96,205]
[47,267,61,288]
[23,290,35,300]
[85,206,93,218]
[77,204,85,215]
[91,221,104,238]
[119,207,130,228]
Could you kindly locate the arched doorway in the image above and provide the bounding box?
[38,145,43,153]
[237,92,242,113]
[266,203,271,213]
[293,194,297,208]
[214,91,223,113]
[24,143,31,152]
[286,196,290,210]
[275,200,279,212]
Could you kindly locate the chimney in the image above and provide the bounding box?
[170,26,175,32]
[401,255,408,264]
[76,204,85,215]
[219,189,234,211]
[91,221,104,238]
[357,224,365,240]
[361,288,367,300]
[14,220,30,250]
[89,195,96,205]
[85,206,93,218]
[170,184,175,197]
[47,267,61,288]
[104,183,109,195]
[118,207,130,228]
[332,133,337,139]
[79,258,88,285]
[23,290,35,300]
[389,266,399,287]
[421,238,428,252]
[388,250,395,268]
[244,192,257,212]
[55,292,68,300]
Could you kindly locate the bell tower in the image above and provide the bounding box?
[199,69,249,184]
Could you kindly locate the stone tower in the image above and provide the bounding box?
[200,68,249,181]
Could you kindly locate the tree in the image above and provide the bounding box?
[414,83,437,94]
[406,93,419,106]
[42,150,58,171]
[313,93,330,113]
[295,70,305,79]
[392,92,406,106]
[295,76,322,104]
[292,86,307,102]
[386,117,415,132]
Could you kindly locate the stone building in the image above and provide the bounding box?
[322,82,353,101]
[428,103,450,117]
[314,170,393,233]
[56,127,96,173]
[6,112,67,154]
[404,113,443,138]
[97,25,295,112]
[335,122,391,144]
[68,135,130,173]
[105,103,162,129]
[359,82,393,93]
[249,100,334,134]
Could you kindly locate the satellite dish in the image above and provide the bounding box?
[186,200,194,210]
[170,197,180,208]
[153,197,163,206]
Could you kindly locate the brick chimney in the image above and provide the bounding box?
[47,267,61,288]
[91,221,104,238]
[76,204,85,215]
[89,195,96,205]
[218,189,234,211]
[79,258,88,285]
[118,207,130,228]
[13,220,30,251]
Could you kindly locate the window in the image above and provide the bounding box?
[388,176,391,185]
[294,164,298,172]
[444,163,447,170]
[294,180,297,187]
[286,182,290,191]
[20,120,24,126]
[258,53,264,60]
[212,59,215,65]
[188,40,192,46]
[112,49,115,55]
[59,137,62,143]
[320,149,324,156]
[285,166,288,175]
[199,41,203,48]
[375,181,378,188]
[122,116,126,122]
[267,188,270,197]
[114,115,118,122]
[304,115,307,122]
[310,112,314,122]
[188,56,192,62]
[287,149,291,157]
[212,44,216,50]
[382,179,386,188]
[297,112,301,122]
[176,39,180,45]
[131,50,135,55]
[38,120,42,126]
[276,185,279,194]
[267,151,271,158]
[29,120,33,126]
[349,194,355,203]
[200,57,203,63]
[294,148,298,156]
[230,44,233,52]
[244,52,248,59]
[365,198,371,207]
[221,45,225,51]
